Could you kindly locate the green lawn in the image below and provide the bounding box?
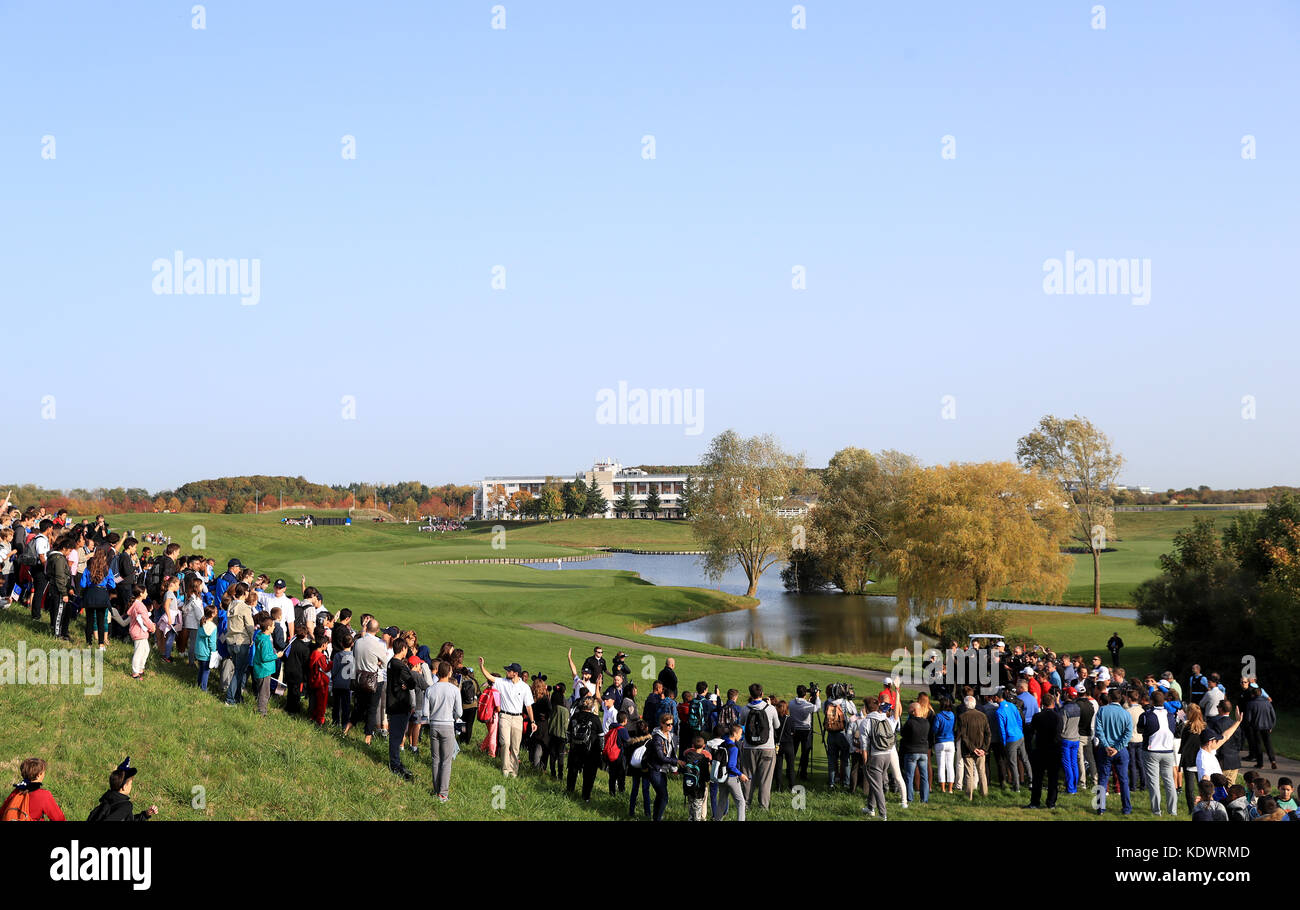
[465,518,699,551]
[1,511,1281,820]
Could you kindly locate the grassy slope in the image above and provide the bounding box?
[2,512,1283,820]
[0,611,1173,822]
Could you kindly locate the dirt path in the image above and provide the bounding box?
[523,622,893,683]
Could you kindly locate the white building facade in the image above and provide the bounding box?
[474,459,688,519]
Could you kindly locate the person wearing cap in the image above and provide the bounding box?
[212,558,243,604]
[611,651,631,681]
[86,759,157,821]
[478,657,536,777]
[876,676,896,714]
[1196,705,1243,783]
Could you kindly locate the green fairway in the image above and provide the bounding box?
[1,511,1285,821]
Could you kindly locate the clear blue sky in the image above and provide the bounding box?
[2,1,1296,491]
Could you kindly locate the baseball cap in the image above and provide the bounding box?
[382,626,400,637]
[996,641,1006,648]
[227,558,243,569]
[116,756,138,780]
[1021,667,1035,676]
[1065,686,1078,697]
[504,662,523,673]
[883,676,893,685]
[274,578,287,589]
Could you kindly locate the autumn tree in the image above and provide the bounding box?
[1016,414,1124,614]
[891,462,1072,632]
[807,447,916,594]
[538,486,564,521]
[692,430,807,598]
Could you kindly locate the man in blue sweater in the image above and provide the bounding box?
[1094,690,1134,815]
[996,690,1031,793]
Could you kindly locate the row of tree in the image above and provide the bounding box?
[690,416,1124,622]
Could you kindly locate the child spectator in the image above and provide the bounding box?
[2,758,66,821]
[155,576,182,663]
[86,758,157,821]
[307,629,331,725]
[126,584,155,679]
[193,605,219,691]
[251,615,278,716]
[681,735,713,821]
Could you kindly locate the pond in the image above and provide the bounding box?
[527,552,1137,657]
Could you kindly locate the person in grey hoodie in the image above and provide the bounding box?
[781,685,821,788]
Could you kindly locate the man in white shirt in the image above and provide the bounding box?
[478,658,535,777]
[264,578,294,623]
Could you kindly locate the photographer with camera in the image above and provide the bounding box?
[782,683,822,789]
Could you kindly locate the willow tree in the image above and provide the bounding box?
[692,430,807,597]
[807,447,917,594]
[891,461,1073,629]
[1016,414,1124,614]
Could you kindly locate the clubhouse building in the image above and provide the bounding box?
[474,459,688,519]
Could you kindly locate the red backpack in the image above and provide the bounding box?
[603,725,623,762]
[477,686,499,723]
[1,789,32,822]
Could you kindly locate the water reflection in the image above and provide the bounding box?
[526,553,1135,657]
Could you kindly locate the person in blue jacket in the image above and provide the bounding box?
[932,697,957,794]
[996,690,1031,792]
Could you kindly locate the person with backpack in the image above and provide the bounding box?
[45,532,76,642]
[2,758,65,821]
[685,680,717,742]
[711,723,748,821]
[147,542,179,605]
[858,695,901,819]
[737,683,780,811]
[86,758,156,821]
[604,710,630,795]
[27,518,54,620]
[114,536,140,623]
[566,695,604,801]
[547,684,570,781]
[681,735,713,820]
[823,685,857,789]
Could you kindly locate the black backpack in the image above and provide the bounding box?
[742,704,771,746]
[682,755,708,797]
[569,711,599,746]
[145,560,166,601]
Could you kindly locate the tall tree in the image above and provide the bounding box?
[692,430,807,598]
[584,478,608,517]
[563,480,588,518]
[679,474,697,519]
[538,486,564,521]
[808,447,915,594]
[615,485,636,518]
[1016,414,1124,614]
[891,462,1072,623]
[644,488,661,519]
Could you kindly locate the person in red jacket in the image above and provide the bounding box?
[2,758,66,821]
[307,629,332,725]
